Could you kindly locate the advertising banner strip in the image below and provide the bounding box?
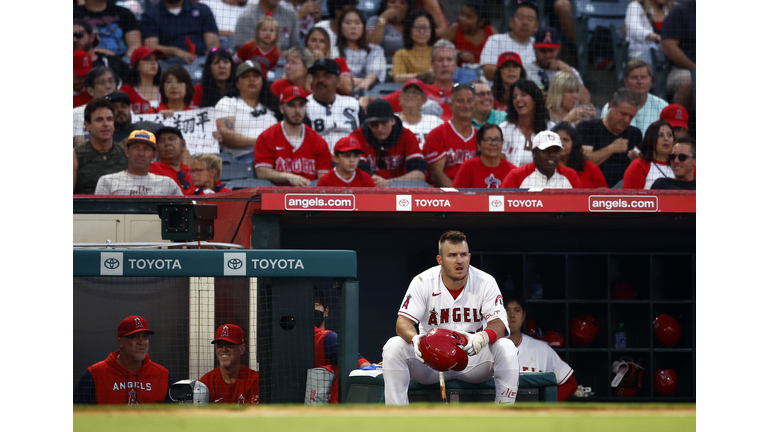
[260,193,694,213]
[73,250,357,277]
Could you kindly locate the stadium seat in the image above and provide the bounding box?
[216,153,236,165]
[366,82,403,98]
[308,179,319,186]
[649,48,671,99]
[220,160,255,181]
[571,0,633,78]
[609,23,629,83]
[611,179,624,189]
[225,178,275,189]
[387,180,433,189]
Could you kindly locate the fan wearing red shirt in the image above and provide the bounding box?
[348,99,427,187]
[501,131,582,189]
[453,123,516,188]
[552,122,607,188]
[74,50,93,107]
[317,137,376,187]
[149,126,195,195]
[424,84,478,186]
[199,324,259,404]
[442,1,496,65]
[254,86,332,186]
[73,316,174,405]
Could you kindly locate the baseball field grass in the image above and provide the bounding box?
[74,403,695,432]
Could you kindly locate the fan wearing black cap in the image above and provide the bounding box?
[74,315,174,405]
[149,126,194,195]
[104,91,136,144]
[306,58,366,154]
[94,129,185,196]
[348,99,427,187]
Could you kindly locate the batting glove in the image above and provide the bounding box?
[457,331,489,356]
[411,334,425,364]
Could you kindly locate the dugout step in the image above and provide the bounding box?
[346,371,557,404]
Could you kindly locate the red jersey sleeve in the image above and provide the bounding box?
[622,159,649,189]
[312,130,333,174]
[254,130,276,167]
[234,42,255,64]
[335,58,351,76]
[501,169,522,188]
[422,126,446,164]
[585,161,608,188]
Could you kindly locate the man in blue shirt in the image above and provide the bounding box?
[141,0,220,65]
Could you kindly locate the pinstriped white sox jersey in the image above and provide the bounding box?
[306,94,363,155]
[516,334,574,385]
[398,265,510,337]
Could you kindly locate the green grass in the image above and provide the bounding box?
[74,403,695,432]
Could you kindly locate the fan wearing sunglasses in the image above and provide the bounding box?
[650,137,696,190]
[526,26,590,105]
[622,120,675,190]
[149,126,195,195]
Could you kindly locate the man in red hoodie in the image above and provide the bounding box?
[74,316,173,405]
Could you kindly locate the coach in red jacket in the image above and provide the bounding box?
[74,315,174,405]
[501,130,582,189]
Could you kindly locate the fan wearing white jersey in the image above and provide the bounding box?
[306,58,366,154]
[504,289,577,402]
[382,231,520,405]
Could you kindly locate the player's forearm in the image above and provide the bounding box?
[204,32,220,52]
[392,73,419,83]
[256,166,301,183]
[218,119,256,148]
[338,75,353,95]
[396,315,418,343]
[557,374,578,402]
[428,164,451,187]
[367,25,386,46]
[485,318,507,340]
[584,146,614,166]
[144,38,184,58]
[125,30,142,57]
[393,169,426,183]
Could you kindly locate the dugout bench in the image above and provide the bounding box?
[346,371,557,403]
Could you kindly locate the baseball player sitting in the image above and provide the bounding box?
[504,290,578,401]
[74,316,174,405]
[381,230,520,405]
[199,324,259,404]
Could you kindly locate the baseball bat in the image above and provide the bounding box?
[439,371,447,404]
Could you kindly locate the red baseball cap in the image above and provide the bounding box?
[130,46,165,65]
[334,136,364,154]
[280,85,309,104]
[660,104,689,130]
[117,316,155,338]
[402,78,428,95]
[211,324,245,344]
[74,50,92,76]
[496,51,523,69]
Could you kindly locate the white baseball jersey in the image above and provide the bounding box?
[397,114,444,150]
[398,265,510,337]
[306,94,363,154]
[516,334,573,385]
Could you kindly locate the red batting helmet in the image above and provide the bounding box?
[525,318,542,339]
[419,328,469,372]
[611,356,644,397]
[653,314,682,347]
[654,369,678,397]
[542,331,564,348]
[570,315,600,347]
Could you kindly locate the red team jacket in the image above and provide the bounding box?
[314,327,339,403]
[120,84,156,114]
[317,168,375,187]
[348,123,424,180]
[254,123,333,184]
[423,122,478,183]
[199,365,260,404]
[501,164,582,188]
[235,42,280,72]
[452,157,516,188]
[73,350,172,405]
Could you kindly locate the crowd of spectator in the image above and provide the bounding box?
[73,0,695,195]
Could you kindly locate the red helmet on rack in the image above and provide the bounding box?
[611,280,637,300]
[419,328,469,372]
[570,314,600,347]
[611,357,644,397]
[654,369,678,397]
[542,331,564,348]
[653,314,682,347]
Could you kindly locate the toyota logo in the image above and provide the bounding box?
[491,199,502,207]
[104,258,120,269]
[399,199,409,207]
[227,258,243,270]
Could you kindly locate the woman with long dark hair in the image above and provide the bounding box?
[192,48,235,108]
[120,46,163,114]
[338,8,386,92]
[552,122,607,188]
[499,79,552,167]
[622,119,675,189]
[391,9,438,83]
[491,51,527,112]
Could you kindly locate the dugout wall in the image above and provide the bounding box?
[73,249,359,403]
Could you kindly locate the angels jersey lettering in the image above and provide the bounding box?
[423,122,477,181]
[254,123,332,183]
